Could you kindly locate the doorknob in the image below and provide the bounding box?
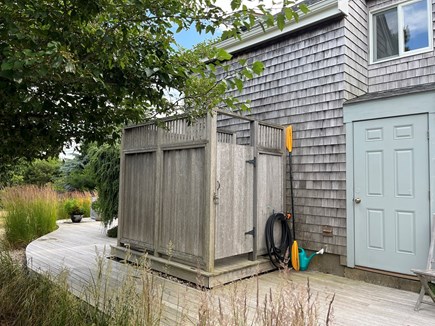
[354,198,361,204]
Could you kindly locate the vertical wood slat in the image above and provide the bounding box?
[256,153,284,255]
[217,130,235,144]
[257,124,283,150]
[215,143,254,259]
[160,117,207,145]
[159,147,206,261]
[250,120,259,261]
[204,114,217,272]
[120,153,156,250]
[117,130,126,247]
[124,125,158,150]
[154,128,163,257]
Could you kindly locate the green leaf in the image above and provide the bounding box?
[195,21,202,33]
[265,13,274,27]
[216,48,232,61]
[1,61,14,70]
[277,13,285,31]
[234,78,243,92]
[284,8,293,21]
[205,25,215,35]
[249,14,256,27]
[231,0,241,11]
[238,58,247,66]
[299,4,309,14]
[241,69,253,79]
[207,63,216,72]
[252,61,264,75]
[240,103,250,111]
[293,11,300,23]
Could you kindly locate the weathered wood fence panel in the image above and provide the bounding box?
[159,148,205,263]
[120,153,156,250]
[116,110,286,281]
[124,125,158,150]
[256,153,285,255]
[215,143,254,260]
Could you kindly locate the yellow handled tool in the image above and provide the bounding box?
[286,126,299,271]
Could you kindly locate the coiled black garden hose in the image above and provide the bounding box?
[265,212,293,268]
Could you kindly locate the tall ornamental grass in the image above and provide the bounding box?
[1,185,57,248]
[0,251,90,325]
[0,246,334,325]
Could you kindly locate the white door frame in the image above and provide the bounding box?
[343,90,435,268]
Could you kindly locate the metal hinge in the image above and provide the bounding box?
[245,227,256,237]
[246,157,256,167]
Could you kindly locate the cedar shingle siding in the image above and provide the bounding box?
[218,0,435,259]
[217,19,348,256]
[367,0,435,92]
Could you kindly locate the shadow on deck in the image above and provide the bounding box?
[26,219,435,325]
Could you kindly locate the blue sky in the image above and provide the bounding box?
[173,28,221,49]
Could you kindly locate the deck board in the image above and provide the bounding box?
[26,219,435,325]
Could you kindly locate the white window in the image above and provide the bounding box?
[370,0,433,63]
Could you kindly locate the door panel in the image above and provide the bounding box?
[215,143,254,259]
[354,114,430,274]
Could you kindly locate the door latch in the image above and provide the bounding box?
[246,157,256,167]
[245,227,256,237]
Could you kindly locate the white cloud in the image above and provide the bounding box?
[404,7,428,35]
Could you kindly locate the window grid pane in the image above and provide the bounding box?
[403,0,429,52]
[374,8,399,61]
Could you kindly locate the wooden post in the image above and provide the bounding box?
[282,127,287,214]
[153,127,163,257]
[117,129,126,247]
[204,113,217,272]
[250,120,259,261]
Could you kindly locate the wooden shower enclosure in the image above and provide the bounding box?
[112,110,286,287]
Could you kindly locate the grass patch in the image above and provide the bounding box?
[0,251,92,325]
[1,186,58,248]
[0,246,335,325]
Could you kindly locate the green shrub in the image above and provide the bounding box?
[88,143,120,227]
[23,158,61,186]
[63,198,85,215]
[57,192,92,220]
[106,225,117,238]
[56,152,96,192]
[1,186,58,248]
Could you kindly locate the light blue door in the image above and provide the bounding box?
[354,114,430,274]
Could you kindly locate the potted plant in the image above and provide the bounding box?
[64,198,85,223]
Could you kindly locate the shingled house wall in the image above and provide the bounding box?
[217,18,348,256]
[217,0,435,262]
[366,0,435,92]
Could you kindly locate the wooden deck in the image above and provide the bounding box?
[26,219,435,325]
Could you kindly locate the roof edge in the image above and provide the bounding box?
[217,0,347,54]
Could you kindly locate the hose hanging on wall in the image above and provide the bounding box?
[265,212,293,268]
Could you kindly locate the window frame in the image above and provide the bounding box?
[369,0,433,64]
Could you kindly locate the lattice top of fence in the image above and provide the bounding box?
[123,110,284,152]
